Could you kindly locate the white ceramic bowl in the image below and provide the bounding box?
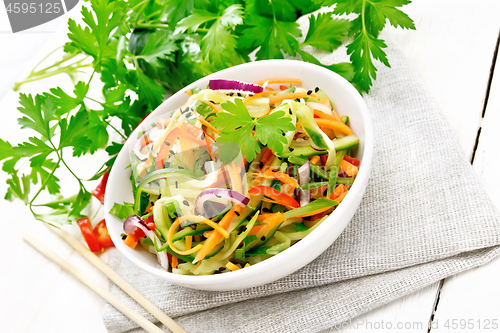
[104,59,374,291]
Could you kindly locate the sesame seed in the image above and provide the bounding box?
[314,87,319,93]
[166,142,171,146]
[169,149,175,155]
[260,236,266,241]
[183,200,189,206]
[175,181,178,189]
[200,132,205,140]
[235,211,240,216]
[307,90,312,95]
[289,147,294,152]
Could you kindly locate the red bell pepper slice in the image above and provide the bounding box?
[248,186,300,208]
[92,172,109,205]
[77,217,102,252]
[343,154,360,167]
[93,219,114,249]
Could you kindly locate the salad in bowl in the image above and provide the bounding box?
[104,59,373,290]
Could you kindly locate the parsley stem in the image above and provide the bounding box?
[104,119,127,141]
[30,46,64,75]
[13,63,92,91]
[28,156,62,211]
[361,0,366,32]
[58,150,87,191]
[31,53,85,76]
[133,23,170,29]
[133,0,149,24]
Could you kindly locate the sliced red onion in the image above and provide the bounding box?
[209,79,264,94]
[298,162,310,207]
[124,215,169,270]
[194,188,250,215]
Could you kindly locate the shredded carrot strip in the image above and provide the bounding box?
[256,213,276,221]
[194,208,236,263]
[335,190,348,203]
[253,78,302,85]
[167,219,204,255]
[255,213,285,239]
[247,225,266,236]
[226,262,241,271]
[314,118,353,135]
[295,205,333,218]
[124,233,139,249]
[185,236,192,250]
[259,147,274,167]
[310,155,321,165]
[171,255,179,268]
[196,115,220,134]
[242,91,275,104]
[311,185,328,200]
[313,108,341,121]
[179,216,230,238]
[264,168,298,196]
[201,100,222,112]
[264,86,276,91]
[190,261,202,272]
[244,263,251,268]
[252,154,275,187]
[185,90,193,96]
[227,162,243,195]
[339,159,358,177]
[269,92,317,105]
[330,184,347,201]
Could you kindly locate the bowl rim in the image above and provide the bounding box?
[104,59,374,287]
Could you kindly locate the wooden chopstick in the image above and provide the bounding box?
[46,224,188,333]
[22,233,166,333]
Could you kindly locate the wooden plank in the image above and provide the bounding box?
[386,0,500,159]
[325,283,440,333]
[431,34,500,332]
[329,1,500,329]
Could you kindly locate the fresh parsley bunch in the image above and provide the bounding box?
[0,0,415,223]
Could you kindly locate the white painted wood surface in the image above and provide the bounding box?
[0,0,499,332]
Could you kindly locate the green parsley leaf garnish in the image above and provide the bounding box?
[212,99,295,161]
[1,0,415,224]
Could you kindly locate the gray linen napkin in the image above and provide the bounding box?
[102,41,500,332]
